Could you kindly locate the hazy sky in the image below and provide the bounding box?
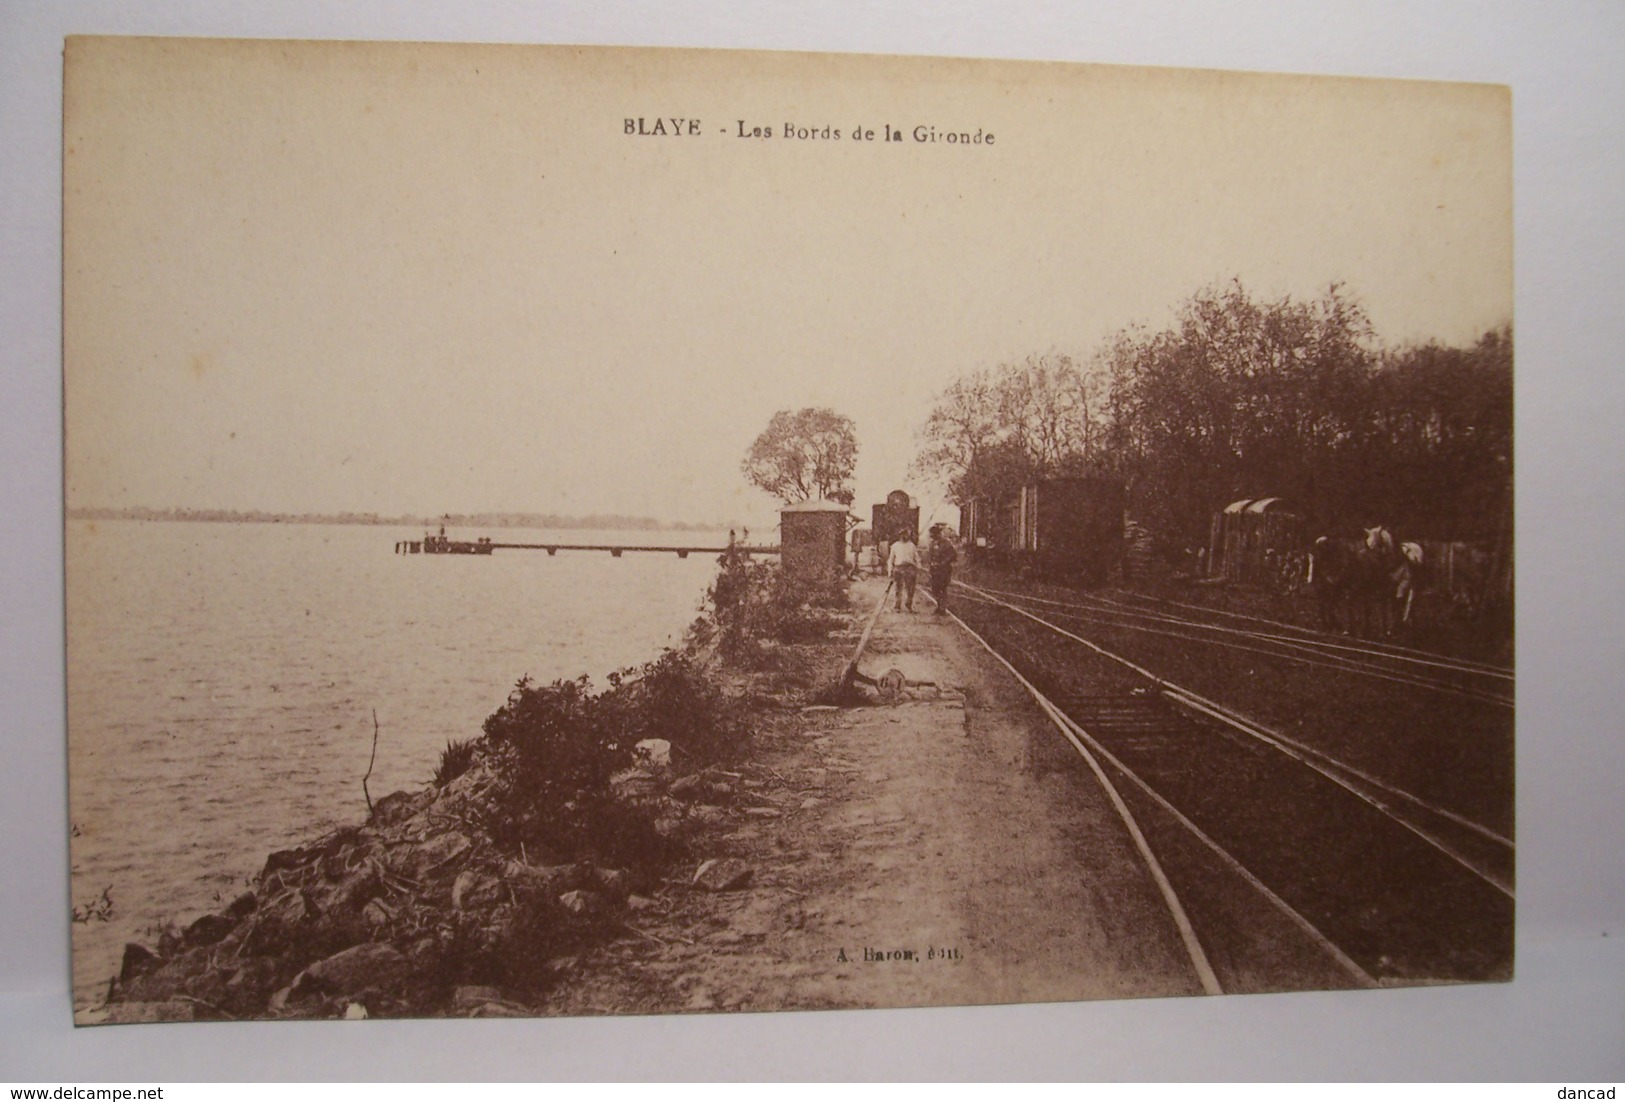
[64,38,1511,530]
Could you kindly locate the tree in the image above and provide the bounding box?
[912,368,1002,500]
[913,353,1110,506]
[914,279,1509,550]
[741,408,858,505]
[1097,281,1377,537]
[998,353,1087,471]
[1357,326,1512,538]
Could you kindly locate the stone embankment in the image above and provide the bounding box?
[91,572,1217,1023]
[87,735,799,1023]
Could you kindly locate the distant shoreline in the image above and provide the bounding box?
[65,506,738,533]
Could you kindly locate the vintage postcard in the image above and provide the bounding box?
[64,36,1512,1024]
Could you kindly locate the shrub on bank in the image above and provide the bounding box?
[471,649,744,868]
[764,576,848,642]
[695,543,847,661]
[602,649,744,764]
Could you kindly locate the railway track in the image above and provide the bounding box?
[1104,585,1514,676]
[938,580,1515,994]
[967,580,1514,707]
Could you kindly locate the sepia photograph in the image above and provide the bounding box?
[59,35,1520,1029]
[5,0,1624,1082]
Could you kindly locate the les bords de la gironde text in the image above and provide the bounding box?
[625,116,996,145]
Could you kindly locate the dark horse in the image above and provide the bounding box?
[1310,526,1410,638]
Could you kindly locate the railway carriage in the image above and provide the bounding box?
[961,476,1125,587]
[1206,497,1305,588]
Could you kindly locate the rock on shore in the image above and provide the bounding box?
[87,756,763,1023]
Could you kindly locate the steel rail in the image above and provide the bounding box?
[960,584,1513,707]
[1100,586,1515,678]
[953,583,1515,897]
[1154,685,1515,852]
[943,595,1375,991]
[937,595,1222,995]
[973,581,1514,684]
[1088,589,1514,682]
[838,576,895,694]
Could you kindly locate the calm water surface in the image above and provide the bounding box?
[66,519,729,1009]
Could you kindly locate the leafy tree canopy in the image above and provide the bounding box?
[914,280,1511,543]
[741,407,858,505]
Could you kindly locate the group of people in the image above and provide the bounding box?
[885,524,958,614]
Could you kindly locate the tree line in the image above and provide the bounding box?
[913,281,1512,548]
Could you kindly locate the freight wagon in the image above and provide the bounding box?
[960,477,1125,587]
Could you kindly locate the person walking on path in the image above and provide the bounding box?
[927,525,958,614]
[887,531,920,611]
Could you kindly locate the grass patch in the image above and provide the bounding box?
[431,737,479,788]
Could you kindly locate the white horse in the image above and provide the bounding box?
[1311,525,1414,637]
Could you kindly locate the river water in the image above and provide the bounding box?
[65,519,730,1010]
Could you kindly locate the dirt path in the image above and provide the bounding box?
[546,576,1204,1016]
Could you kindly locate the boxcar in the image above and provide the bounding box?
[962,477,1125,586]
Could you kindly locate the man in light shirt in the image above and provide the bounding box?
[887,531,920,612]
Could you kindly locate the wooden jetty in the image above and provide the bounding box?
[489,542,777,559]
[397,538,777,559]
